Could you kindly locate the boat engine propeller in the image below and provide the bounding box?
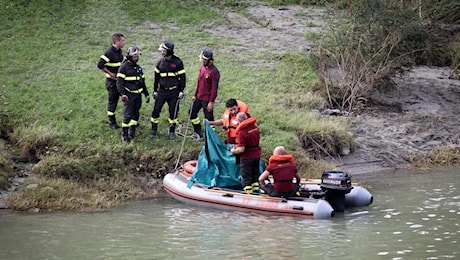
[319,171,353,212]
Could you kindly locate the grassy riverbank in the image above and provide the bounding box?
[1,0,350,211]
[2,0,457,211]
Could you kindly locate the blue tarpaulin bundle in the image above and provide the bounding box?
[187,121,242,189]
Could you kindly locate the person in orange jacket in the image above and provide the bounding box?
[259,146,302,197]
[208,98,248,144]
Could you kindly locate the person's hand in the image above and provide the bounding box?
[207,102,214,112]
[121,95,128,102]
[178,92,184,99]
[145,95,150,103]
[191,96,196,102]
[153,92,158,99]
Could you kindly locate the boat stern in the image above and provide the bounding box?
[314,199,335,219]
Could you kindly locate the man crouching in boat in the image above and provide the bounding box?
[259,146,302,198]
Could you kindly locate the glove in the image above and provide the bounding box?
[178,91,184,99]
[153,92,158,100]
[145,95,150,103]
[121,95,128,102]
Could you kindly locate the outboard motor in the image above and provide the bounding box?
[320,171,353,212]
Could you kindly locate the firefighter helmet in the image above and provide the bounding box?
[127,46,141,57]
[158,41,174,55]
[199,49,213,61]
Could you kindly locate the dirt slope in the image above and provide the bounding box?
[211,5,460,174]
[337,66,460,174]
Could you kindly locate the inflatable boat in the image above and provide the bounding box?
[163,161,373,219]
[163,169,335,219]
[163,122,373,219]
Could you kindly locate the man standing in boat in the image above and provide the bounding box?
[230,112,261,193]
[259,146,302,198]
[208,98,248,144]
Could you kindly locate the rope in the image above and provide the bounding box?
[174,99,194,170]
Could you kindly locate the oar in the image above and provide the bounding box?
[204,187,288,202]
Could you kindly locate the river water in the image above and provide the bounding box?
[0,167,459,259]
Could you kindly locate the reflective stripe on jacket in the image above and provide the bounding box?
[116,61,148,96]
[153,55,186,92]
[97,45,124,78]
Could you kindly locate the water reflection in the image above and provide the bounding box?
[0,167,459,259]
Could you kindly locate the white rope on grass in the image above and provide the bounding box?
[174,99,194,170]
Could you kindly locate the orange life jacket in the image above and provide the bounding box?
[268,154,295,165]
[267,154,297,192]
[222,100,248,138]
[235,117,257,136]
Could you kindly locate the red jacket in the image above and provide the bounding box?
[194,63,220,102]
[235,117,261,159]
[266,154,298,192]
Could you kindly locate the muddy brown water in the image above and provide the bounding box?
[0,166,458,259]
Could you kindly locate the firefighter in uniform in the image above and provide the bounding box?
[150,41,186,139]
[116,46,150,143]
[190,48,220,138]
[97,33,126,129]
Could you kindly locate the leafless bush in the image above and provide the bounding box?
[315,4,426,112]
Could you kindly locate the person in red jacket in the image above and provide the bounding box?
[259,146,302,197]
[189,48,220,138]
[231,112,261,193]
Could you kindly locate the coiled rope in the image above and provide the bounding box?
[173,99,194,170]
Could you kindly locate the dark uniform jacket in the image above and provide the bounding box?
[116,61,148,96]
[153,55,186,92]
[97,46,124,78]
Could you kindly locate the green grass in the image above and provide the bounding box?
[0,0,353,211]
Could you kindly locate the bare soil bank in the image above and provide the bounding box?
[335,66,460,174]
[211,5,460,174]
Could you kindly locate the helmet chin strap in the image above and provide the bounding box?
[127,56,137,64]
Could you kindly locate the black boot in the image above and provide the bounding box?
[121,127,130,143]
[108,115,120,129]
[168,123,176,139]
[192,123,203,138]
[150,123,158,137]
[128,126,136,139]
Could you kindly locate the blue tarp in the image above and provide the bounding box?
[187,121,242,189]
